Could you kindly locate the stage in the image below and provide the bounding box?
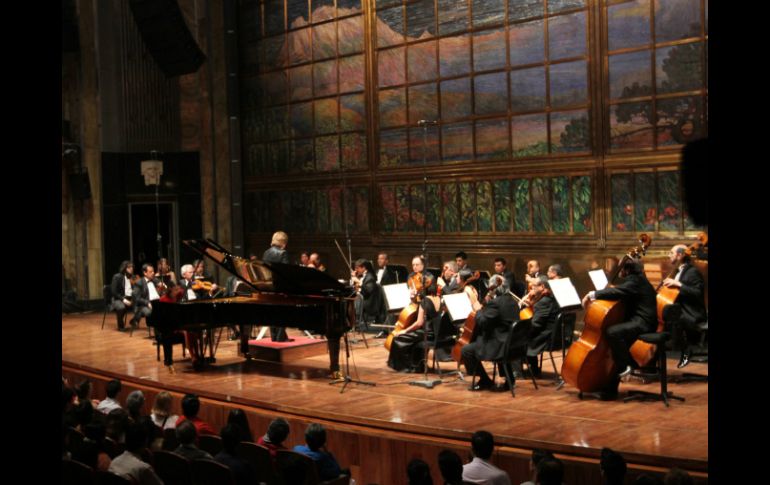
[62,312,708,484]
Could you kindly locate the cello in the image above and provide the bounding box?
[629,232,707,367]
[561,234,651,393]
[384,271,434,351]
[450,274,499,365]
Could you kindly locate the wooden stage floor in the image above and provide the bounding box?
[62,312,708,478]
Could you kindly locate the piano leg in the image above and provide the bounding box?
[327,334,341,374]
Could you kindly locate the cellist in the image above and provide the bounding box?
[661,244,707,368]
[524,275,561,377]
[581,258,657,399]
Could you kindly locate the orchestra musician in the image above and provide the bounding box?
[493,257,518,296]
[546,264,564,280]
[438,261,460,295]
[351,259,381,332]
[387,256,438,373]
[262,231,290,342]
[524,260,541,290]
[662,244,707,368]
[110,261,135,331]
[156,257,178,288]
[129,264,163,329]
[308,253,326,272]
[455,251,472,272]
[178,263,220,370]
[375,252,399,286]
[524,275,561,377]
[192,258,214,282]
[457,269,482,312]
[581,258,657,399]
[299,251,310,267]
[461,275,520,392]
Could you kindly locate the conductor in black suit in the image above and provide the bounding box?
[262,231,290,341]
[661,244,707,368]
[351,259,381,331]
[461,275,520,392]
[582,258,657,395]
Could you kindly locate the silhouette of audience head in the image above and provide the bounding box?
[176,419,197,446]
[471,430,495,460]
[407,458,433,485]
[266,417,290,445]
[181,393,201,419]
[437,449,464,485]
[600,447,627,485]
[304,423,327,451]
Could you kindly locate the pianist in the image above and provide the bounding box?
[262,231,291,342]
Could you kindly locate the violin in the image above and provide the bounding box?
[192,279,215,292]
[408,271,434,302]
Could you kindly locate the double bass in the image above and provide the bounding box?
[629,232,707,368]
[384,271,434,351]
[561,234,651,393]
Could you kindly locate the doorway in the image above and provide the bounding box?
[129,201,178,272]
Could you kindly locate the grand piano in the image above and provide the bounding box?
[147,239,356,373]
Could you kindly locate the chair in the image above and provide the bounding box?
[198,434,223,457]
[236,441,279,485]
[94,471,132,485]
[624,331,685,407]
[101,285,116,330]
[191,459,235,485]
[471,319,538,397]
[537,312,576,388]
[276,449,320,485]
[62,458,94,485]
[420,313,457,376]
[153,450,193,485]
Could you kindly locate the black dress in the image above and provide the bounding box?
[387,298,439,372]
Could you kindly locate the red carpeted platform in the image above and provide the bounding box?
[247,336,329,362]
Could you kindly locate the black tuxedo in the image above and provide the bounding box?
[594,272,657,373]
[130,276,162,326]
[262,245,289,264]
[461,293,520,385]
[359,272,381,320]
[672,263,707,350]
[526,294,560,358]
[495,270,517,294]
[110,272,133,329]
[376,265,399,286]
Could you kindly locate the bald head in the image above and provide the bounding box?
[669,244,689,265]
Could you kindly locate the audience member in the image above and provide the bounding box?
[408,458,434,485]
[150,391,178,430]
[257,417,290,458]
[600,448,627,485]
[96,379,123,414]
[521,449,554,485]
[105,408,130,447]
[462,431,511,485]
[438,449,466,485]
[215,424,257,485]
[108,422,164,485]
[126,390,146,423]
[174,419,213,461]
[635,474,664,485]
[535,457,564,485]
[73,422,112,472]
[227,408,254,442]
[293,423,346,481]
[175,393,216,436]
[663,468,693,485]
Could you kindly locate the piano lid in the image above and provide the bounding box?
[184,239,350,296]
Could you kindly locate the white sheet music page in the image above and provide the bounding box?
[549,277,582,308]
[588,269,609,290]
[442,292,473,321]
[383,283,411,311]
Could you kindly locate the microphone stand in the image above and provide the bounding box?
[330,153,375,393]
[409,120,442,389]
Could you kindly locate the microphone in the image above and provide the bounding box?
[416,120,438,126]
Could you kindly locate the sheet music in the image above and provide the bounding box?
[588,269,608,290]
[382,283,411,311]
[549,277,582,309]
[443,292,473,321]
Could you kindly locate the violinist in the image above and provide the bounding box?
[546,264,564,280]
[438,261,460,295]
[524,260,541,291]
[461,275,519,392]
[129,264,162,329]
[156,258,178,289]
[350,259,381,332]
[263,231,290,341]
[110,261,135,331]
[178,263,217,370]
[192,259,214,282]
[455,251,472,272]
[662,244,707,368]
[308,252,326,272]
[524,276,561,377]
[299,251,311,267]
[581,258,657,398]
[387,256,440,373]
[457,269,482,312]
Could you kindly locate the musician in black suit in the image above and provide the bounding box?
[525,276,561,377]
[351,259,381,331]
[461,275,520,392]
[582,258,657,396]
[263,231,290,341]
[110,260,135,330]
[375,253,399,286]
[129,264,162,328]
[661,244,707,368]
[493,257,517,296]
[438,261,460,295]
